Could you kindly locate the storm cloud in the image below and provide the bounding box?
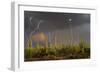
[24,11,90,48]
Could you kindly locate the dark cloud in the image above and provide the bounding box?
[24,11,90,32]
[24,11,90,48]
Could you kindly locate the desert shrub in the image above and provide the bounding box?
[56,48,67,56]
[24,48,33,59]
[38,48,47,57]
[24,41,90,61]
[73,45,81,53]
[31,48,39,57]
[47,48,56,56]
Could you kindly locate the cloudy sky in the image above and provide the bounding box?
[24,11,90,48]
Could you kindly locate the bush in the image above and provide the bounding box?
[46,48,56,56]
[24,48,33,59]
[24,41,90,61]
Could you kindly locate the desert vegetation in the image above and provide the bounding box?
[24,40,90,61]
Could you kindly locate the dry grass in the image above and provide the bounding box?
[24,41,90,61]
